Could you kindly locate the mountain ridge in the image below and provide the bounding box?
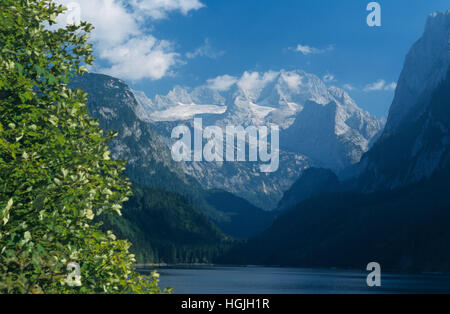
[69,73,273,243]
[218,12,450,272]
[385,10,449,132]
[134,69,383,209]
[356,10,450,191]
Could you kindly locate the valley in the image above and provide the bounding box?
[69,10,449,272]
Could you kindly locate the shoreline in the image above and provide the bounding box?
[134,263,450,276]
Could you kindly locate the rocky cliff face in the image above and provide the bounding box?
[385,11,450,132]
[357,11,450,191]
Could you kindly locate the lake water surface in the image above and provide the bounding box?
[137,266,450,294]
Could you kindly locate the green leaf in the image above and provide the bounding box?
[1,199,13,225]
[24,231,31,242]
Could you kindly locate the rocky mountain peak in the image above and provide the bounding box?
[385,10,449,132]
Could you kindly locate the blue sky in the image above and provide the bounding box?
[59,0,449,118]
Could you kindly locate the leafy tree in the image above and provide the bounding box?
[102,184,234,264]
[0,0,168,293]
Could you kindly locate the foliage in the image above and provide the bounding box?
[102,184,234,264]
[0,0,166,293]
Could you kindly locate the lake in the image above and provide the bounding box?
[137,266,450,294]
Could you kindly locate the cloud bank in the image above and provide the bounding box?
[207,75,238,91]
[55,0,204,81]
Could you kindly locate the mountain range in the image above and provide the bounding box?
[68,73,275,262]
[133,70,383,209]
[69,10,449,271]
[218,10,450,272]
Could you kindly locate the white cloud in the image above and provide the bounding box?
[342,84,355,91]
[364,79,386,91]
[281,72,302,90]
[384,82,397,91]
[99,36,178,80]
[55,0,140,47]
[54,0,204,81]
[186,39,225,59]
[208,71,283,93]
[364,79,397,92]
[237,71,278,92]
[292,44,334,55]
[131,0,205,20]
[323,74,336,82]
[207,75,238,91]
